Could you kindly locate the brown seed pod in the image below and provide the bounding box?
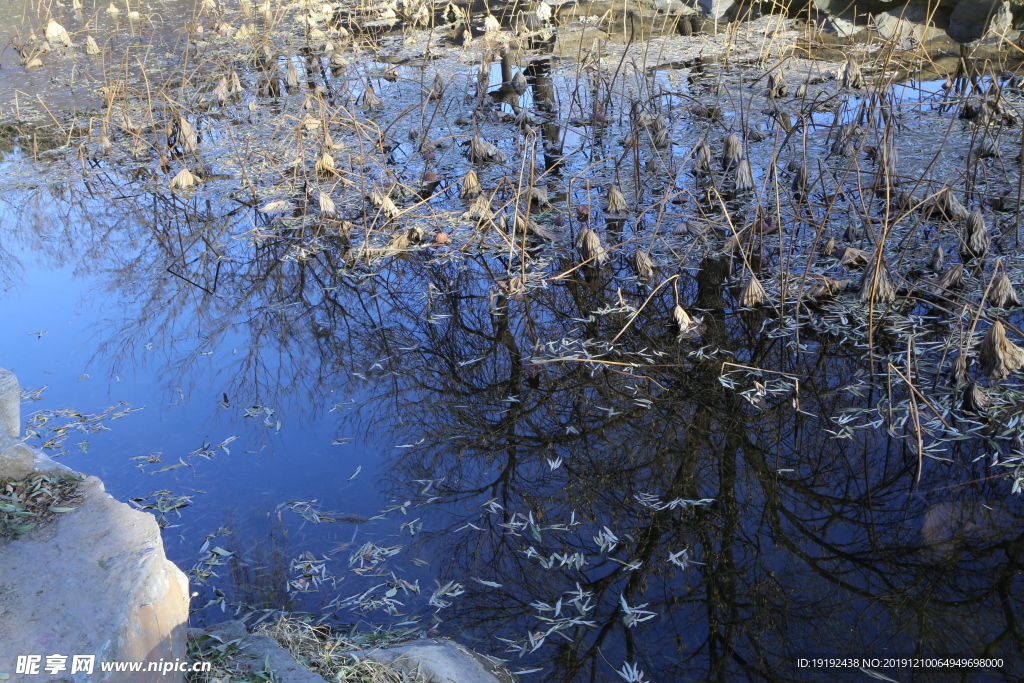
[738,274,766,307]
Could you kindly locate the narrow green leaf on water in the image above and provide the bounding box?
[49,507,77,512]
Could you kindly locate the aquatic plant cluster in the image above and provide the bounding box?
[3,0,1024,679]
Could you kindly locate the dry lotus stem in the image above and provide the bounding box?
[978,320,1024,379]
[576,228,608,267]
[738,275,766,307]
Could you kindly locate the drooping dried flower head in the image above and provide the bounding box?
[606,185,628,214]
[576,228,608,267]
[860,255,896,304]
[979,320,1024,379]
[734,159,755,193]
[460,169,482,199]
[988,272,1021,309]
[738,274,766,307]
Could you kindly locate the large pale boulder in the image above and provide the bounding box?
[0,476,189,683]
[0,432,34,481]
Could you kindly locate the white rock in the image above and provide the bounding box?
[0,367,19,437]
[0,476,189,682]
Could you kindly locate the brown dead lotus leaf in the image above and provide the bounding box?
[213,76,230,102]
[386,232,410,253]
[842,55,863,89]
[529,185,549,207]
[85,36,100,55]
[362,84,384,111]
[928,245,945,272]
[859,256,896,304]
[169,168,199,190]
[767,71,787,98]
[961,380,992,414]
[722,133,743,170]
[738,275,766,307]
[735,159,755,193]
[370,190,400,220]
[606,185,628,214]
[822,237,836,256]
[462,195,493,222]
[988,272,1021,308]
[98,135,113,155]
[634,250,654,281]
[576,228,608,267]
[807,276,849,299]
[469,135,506,163]
[513,215,558,241]
[950,354,969,388]
[178,115,198,154]
[24,57,43,69]
[260,199,295,214]
[929,188,969,222]
[315,150,336,175]
[46,20,72,47]
[838,246,872,267]
[286,60,301,88]
[673,305,704,340]
[318,192,336,219]
[722,229,747,255]
[979,320,1024,379]
[460,169,482,199]
[961,209,989,261]
[692,140,712,174]
[935,264,966,293]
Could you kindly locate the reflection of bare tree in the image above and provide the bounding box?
[342,257,1024,682]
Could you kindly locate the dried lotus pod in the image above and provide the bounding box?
[936,264,966,293]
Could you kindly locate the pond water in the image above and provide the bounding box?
[1,0,1024,680]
